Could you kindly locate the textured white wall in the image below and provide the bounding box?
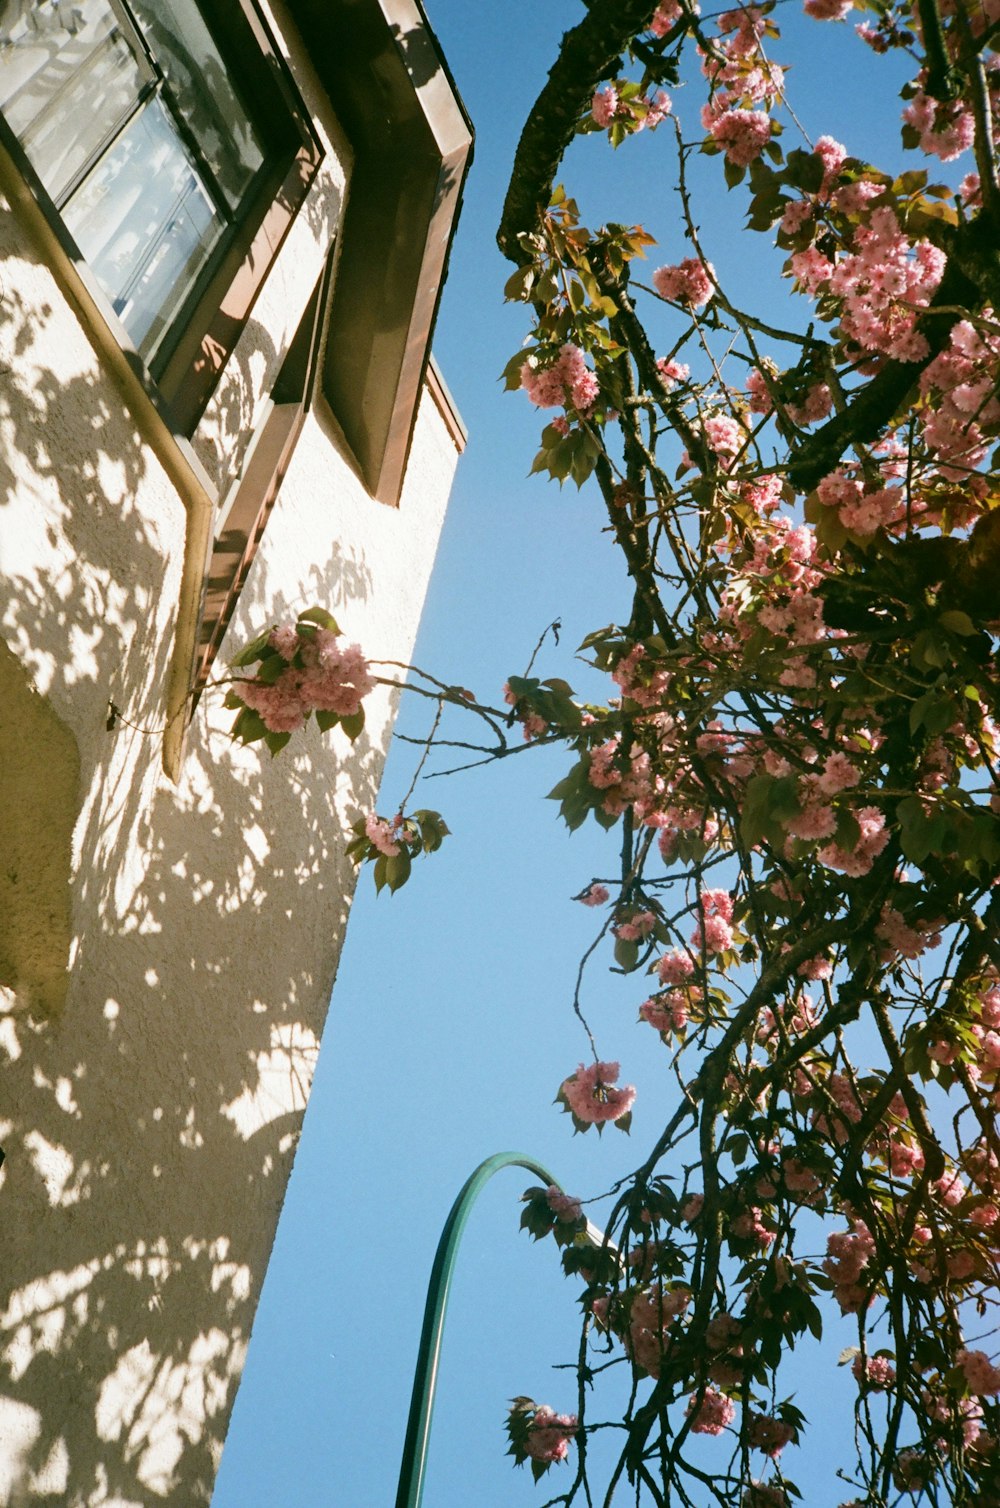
[0,29,459,1499]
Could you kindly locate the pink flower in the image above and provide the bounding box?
[709,107,773,166]
[561,1061,636,1125]
[592,86,618,127]
[703,413,745,456]
[817,751,860,795]
[804,0,852,16]
[616,909,657,941]
[578,883,610,907]
[649,0,683,36]
[365,811,401,858]
[299,634,375,716]
[656,356,690,388]
[657,948,696,985]
[691,913,733,954]
[686,1386,736,1435]
[545,1186,583,1223]
[956,1349,1000,1395]
[521,343,600,413]
[817,805,888,877]
[526,1404,578,1463]
[653,257,715,308]
[236,672,308,733]
[640,992,688,1035]
[814,134,847,178]
[268,624,300,660]
[852,1354,896,1389]
[748,1412,796,1457]
[682,1193,704,1222]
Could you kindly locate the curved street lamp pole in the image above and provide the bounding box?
[394,1150,593,1508]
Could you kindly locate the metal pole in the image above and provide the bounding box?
[393,1151,564,1508]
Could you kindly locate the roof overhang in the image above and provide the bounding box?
[285,0,473,505]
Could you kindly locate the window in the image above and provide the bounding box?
[0,0,321,428]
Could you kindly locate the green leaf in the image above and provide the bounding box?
[230,630,273,667]
[385,848,412,893]
[231,707,268,744]
[315,709,341,733]
[723,157,746,189]
[263,729,291,757]
[939,609,976,637]
[613,936,640,973]
[503,265,536,302]
[339,708,365,742]
[297,606,341,633]
[741,773,801,848]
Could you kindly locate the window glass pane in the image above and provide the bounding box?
[129,0,266,209]
[0,0,147,204]
[63,93,224,359]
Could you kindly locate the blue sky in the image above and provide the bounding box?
[211,6,924,1505]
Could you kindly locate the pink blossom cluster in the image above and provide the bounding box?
[828,208,947,363]
[756,992,819,1047]
[640,991,689,1036]
[742,1484,790,1508]
[956,1348,1000,1396]
[690,888,735,954]
[520,343,599,414]
[615,909,657,942]
[686,1386,736,1434]
[730,1207,775,1248]
[545,1185,583,1223]
[236,626,374,734]
[804,0,853,18]
[561,1060,636,1124]
[577,882,610,906]
[612,643,671,708]
[592,84,672,133]
[903,86,975,162]
[708,106,774,165]
[591,85,618,128]
[705,1309,743,1373]
[703,412,746,458]
[919,315,1000,479]
[852,1353,896,1389]
[587,736,663,819]
[876,904,941,961]
[816,469,905,537]
[649,0,684,37]
[525,1405,577,1463]
[657,947,696,985]
[628,1283,691,1376]
[652,257,715,307]
[656,356,690,389]
[503,681,548,742]
[365,811,402,857]
[747,1412,796,1457]
[817,805,889,877]
[823,1220,876,1312]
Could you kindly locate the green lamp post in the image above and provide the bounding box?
[394,1151,606,1508]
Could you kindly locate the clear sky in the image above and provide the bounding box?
[211,6,923,1505]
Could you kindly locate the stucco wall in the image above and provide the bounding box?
[0,15,460,1500]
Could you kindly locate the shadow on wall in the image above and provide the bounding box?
[0,231,382,1505]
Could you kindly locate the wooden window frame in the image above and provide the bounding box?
[192,246,337,692]
[0,0,323,437]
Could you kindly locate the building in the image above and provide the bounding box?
[0,2,471,1502]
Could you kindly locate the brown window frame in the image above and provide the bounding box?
[192,246,337,693]
[0,0,323,438]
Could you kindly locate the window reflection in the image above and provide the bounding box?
[0,0,268,366]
